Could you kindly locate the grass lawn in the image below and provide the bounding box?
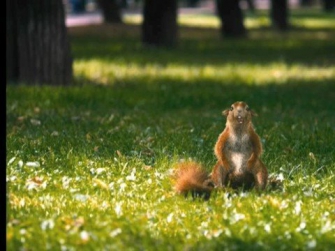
[6,8,335,250]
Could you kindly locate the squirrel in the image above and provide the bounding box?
[173,101,268,200]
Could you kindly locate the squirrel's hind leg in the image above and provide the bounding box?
[211,161,228,188]
[253,160,268,190]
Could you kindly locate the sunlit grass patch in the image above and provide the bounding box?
[74,60,335,86]
[124,8,335,30]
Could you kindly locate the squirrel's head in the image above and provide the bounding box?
[222,101,257,125]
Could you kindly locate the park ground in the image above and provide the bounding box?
[6,7,335,251]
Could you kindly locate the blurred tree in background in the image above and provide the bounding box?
[270,0,289,30]
[7,0,333,84]
[6,0,72,85]
[322,0,335,11]
[142,0,178,47]
[96,0,123,23]
[216,0,246,38]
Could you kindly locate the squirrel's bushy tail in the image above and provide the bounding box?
[172,161,214,200]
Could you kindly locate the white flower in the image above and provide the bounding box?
[307,239,317,249]
[167,213,174,223]
[115,202,123,217]
[110,228,122,237]
[7,157,16,165]
[126,168,136,181]
[26,161,40,168]
[294,201,302,215]
[80,231,90,242]
[264,223,271,233]
[30,119,41,126]
[41,219,55,230]
[231,212,245,223]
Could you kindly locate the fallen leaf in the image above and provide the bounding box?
[93,178,108,189]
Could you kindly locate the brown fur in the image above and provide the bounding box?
[213,101,268,190]
[173,101,269,199]
[173,161,214,200]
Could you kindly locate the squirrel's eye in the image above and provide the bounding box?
[230,106,234,111]
[246,106,250,111]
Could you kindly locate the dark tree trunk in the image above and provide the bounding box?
[6,0,18,81]
[245,0,255,12]
[6,0,72,85]
[96,0,122,23]
[270,0,289,31]
[299,0,313,6]
[142,0,178,47]
[216,0,246,38]
[322,0,335,11]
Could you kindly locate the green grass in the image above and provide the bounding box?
[6,8,335,250]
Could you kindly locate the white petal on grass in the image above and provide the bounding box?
[126,168,136,181]
[7,157,16,165]
[307,239,317,249]
[26,161,40,168]
[224,228,232,237]
[231,212,245,223]
[110,228,122,237]
[73,194,89,202]
[154,171,163,179]
[119,183,127,192]
[296,221,306,232]
[26,181,39,191]
[294,201,302,215]
[264,223,271,233]
[277,173,285,181]
[20,229,27,235]
[62,176,72,189]
[96,168,106,175]
[303,188,313,197]
[41,219,55,230]
[7,175,17,182]
[321,220,333,233]
[80,231,90,242]
[30,119,41,125]
[19,198,25,207]
[51,131,59,136]
[115,202,123,217]
[18,160,24,168]
[212,229,223,238]
[167,213,174,223]
[108,182,115,190]
[280,200,289,209]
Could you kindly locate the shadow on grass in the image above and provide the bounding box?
[8,76,334,158]
[69,23,335,67]
[67,75,335,117]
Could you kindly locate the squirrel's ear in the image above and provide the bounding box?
[222,109,229,116]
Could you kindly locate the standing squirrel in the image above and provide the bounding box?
[173,101,268,199]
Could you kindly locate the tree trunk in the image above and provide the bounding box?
[245,0,255,12]
[96,0,122,23]
[216,0,246,38]
[270,0,289,31]
[6,0,18,81]
[142,0,178,47]
[6,0,72,85]
[322,0,335,11]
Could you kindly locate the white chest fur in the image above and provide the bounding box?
[228,132,251,173]
[231,153,244,173]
